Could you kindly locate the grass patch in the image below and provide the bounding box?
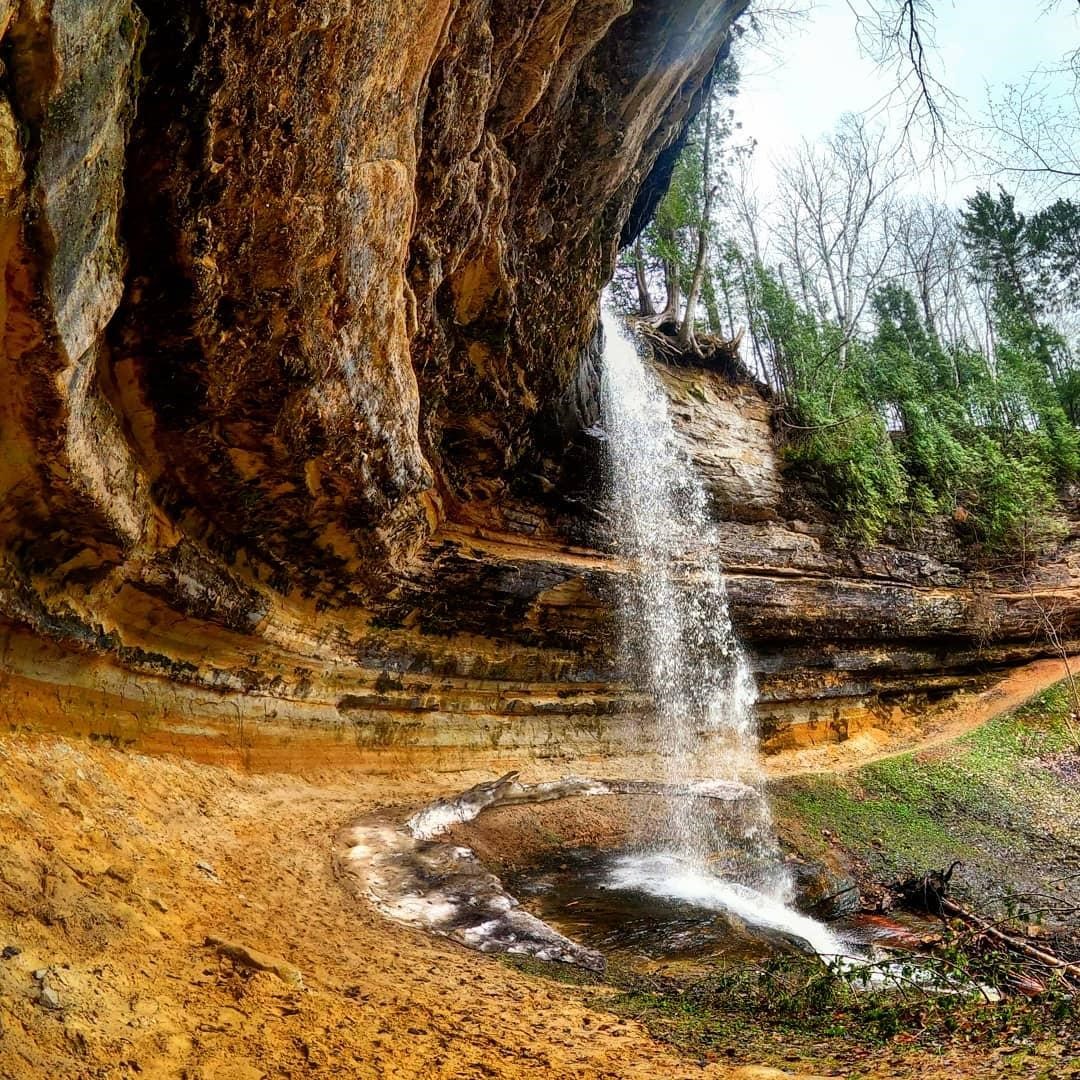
[773,685,1080,899]
[603,957,1078,1076]
[501,955,605,988]
[507,950,1079,1076]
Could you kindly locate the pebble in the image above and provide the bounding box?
[1,945,20,960]
[195,860,222,884]
[39,986,62,1010]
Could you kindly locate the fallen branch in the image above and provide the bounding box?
[205,936,304,988]
[938,898,1080,982]
[896,864,1080,987]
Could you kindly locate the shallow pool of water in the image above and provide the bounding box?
[505,846,872,970]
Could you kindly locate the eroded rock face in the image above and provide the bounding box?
[0,0,744,585]
[645,363,1080,751]
[0,0,1077,770]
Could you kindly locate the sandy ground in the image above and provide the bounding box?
[0,737,827,1080]
[1,656,1074,1079]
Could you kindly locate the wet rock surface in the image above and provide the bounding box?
[337,776,612,972]
[789,857,860,919]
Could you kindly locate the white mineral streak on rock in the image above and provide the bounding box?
[683,778,759,800]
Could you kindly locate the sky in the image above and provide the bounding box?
[730,0,1080,207]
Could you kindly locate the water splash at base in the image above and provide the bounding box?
[602,852,848,959]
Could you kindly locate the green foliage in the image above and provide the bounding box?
[867,283,1075,547]
[511,942,1077,1076]
[962,188,1080,427]
[1028,198,1080,311]
[749,190,1079,549]
[752,266,907,544]
[961,190,1032,311]
[568,946,1077,1076]
[616,61,746,322]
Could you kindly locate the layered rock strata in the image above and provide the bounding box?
[0,0,1077,770]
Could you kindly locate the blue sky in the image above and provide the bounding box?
[732,0,1080,204]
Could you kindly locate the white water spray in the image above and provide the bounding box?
[599,306,848,954]
[599,307,773,868]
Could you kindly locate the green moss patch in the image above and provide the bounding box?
[774,685,1080,907]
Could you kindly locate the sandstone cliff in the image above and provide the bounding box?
[0,0,1076,770]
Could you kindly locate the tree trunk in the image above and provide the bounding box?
[659,258,680,324]
[919,272,939,344]
[738,260,767,384]
[679,93,715,349]
[680,227,710,348]
[702,273,722,334]
[633,236,656,318]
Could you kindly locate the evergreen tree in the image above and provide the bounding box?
[615,61,743,341]
[612,114,1080,553]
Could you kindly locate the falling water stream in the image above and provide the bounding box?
[596,306,848,959]
[362,306,953,980]
[364,305,951,981]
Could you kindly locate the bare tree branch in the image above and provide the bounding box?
[972,66,1080,197]
[843,0,960,158]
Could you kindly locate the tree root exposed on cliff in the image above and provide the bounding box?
[630,317,751,380]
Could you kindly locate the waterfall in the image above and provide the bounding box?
[599,306,790,900]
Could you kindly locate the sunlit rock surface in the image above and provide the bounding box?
[0,0,1077,770]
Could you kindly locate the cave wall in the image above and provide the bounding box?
[0,0,746,766]
[0,0,1077,772]
[0,0,745,592]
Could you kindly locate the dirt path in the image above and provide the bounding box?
[765,655,1079,779]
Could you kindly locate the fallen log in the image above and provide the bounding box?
[895,864,1079,987]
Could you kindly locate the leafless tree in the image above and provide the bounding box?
[886,199,995,359]
[844,0,959,155]
[892,199,949,338]
[774,114,905,362]
[729,156,767,267]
